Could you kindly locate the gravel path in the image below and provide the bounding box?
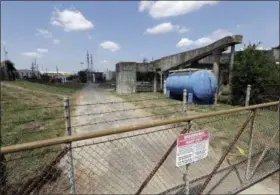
[63,84,268,194]
[70,84,186,194]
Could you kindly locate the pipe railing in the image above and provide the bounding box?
[1,101,278,155]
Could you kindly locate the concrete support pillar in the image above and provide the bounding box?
[160,72,163,89]
[213,52,221,81]
[153,72,157,92]
[229,45,235,85]
[116,63,137,94]
[163,71,167,95]
[213,51,221,104]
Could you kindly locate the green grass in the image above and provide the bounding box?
[1,80,84,191]
[114,91,279,159]
[1,81,84,146]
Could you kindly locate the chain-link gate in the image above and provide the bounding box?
[1,101,279,194]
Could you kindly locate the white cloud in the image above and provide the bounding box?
[51,8,94,31]
[237,44,271,51]
[256,45,271,50]
[100,60,108,63]
[21,52,42,58]
[35,28,53,39]
[139,1,218,19]
[37,48,48,53]
[145,22,174,34]
[100,41,120,52]
[138,1,154,12]
[176,29,233,48]
[145,22,189,35]
[194,37,213,47]
[176,38,194,48]
[210,29,233,40]
[53,39,60,44]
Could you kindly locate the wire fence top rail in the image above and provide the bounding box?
[71,103,182,118]
[1,101,278,154]
[70,97,169,107]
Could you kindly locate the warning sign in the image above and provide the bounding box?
[176,129,209,167]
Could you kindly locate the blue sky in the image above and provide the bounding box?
[1,1,279,73]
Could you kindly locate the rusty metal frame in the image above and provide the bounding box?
[135,122,190,195]
[196,112,254,194]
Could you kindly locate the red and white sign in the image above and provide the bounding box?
[176,129,209,167]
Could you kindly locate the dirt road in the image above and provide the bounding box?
[63,84,278,194]
[67,84,227,194]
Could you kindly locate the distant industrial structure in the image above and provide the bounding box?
[116,35,280,95]
[17,69,41,79]
[116,35,243,94]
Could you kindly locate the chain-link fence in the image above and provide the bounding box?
[1,100,278,194]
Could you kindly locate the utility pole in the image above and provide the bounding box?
[90,54,93,83]
[31,61,35,75]
[86,51,90,70]
[86,51,90,83]
[3,46,8,61]
[56,65,59,77]
[90,54,93,71]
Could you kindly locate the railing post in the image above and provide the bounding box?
[181,92,190,194]
[245,109,256,180]
[182,89,187,114]
[184,121,192,195]
[245,84,251,107]
[64,98,76,195]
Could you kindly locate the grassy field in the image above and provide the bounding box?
[1,81,84,146]
[114,91,279,160]
[1,81,84,192]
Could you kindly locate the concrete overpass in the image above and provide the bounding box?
[116,35,243,94]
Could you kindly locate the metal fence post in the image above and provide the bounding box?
[245,84,251,107]
[245,109,256,180]
[184,121,192,195]
[64,98,76,195]
[182,89,187,114]
[182,93,190,195]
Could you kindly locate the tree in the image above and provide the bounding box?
[1,60,17,80]
[232,43,279,105]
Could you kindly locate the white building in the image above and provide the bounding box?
[17,69,41,79]
[104,70,115,81]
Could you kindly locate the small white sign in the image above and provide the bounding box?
[176,129,209,167]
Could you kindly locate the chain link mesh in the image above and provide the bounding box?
[1,104,278,194]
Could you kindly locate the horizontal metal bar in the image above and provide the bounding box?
[157,151,264,195]
[227,168,279,195]
[1,101,278,154]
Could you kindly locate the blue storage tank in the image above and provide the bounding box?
[166,70,217,104]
